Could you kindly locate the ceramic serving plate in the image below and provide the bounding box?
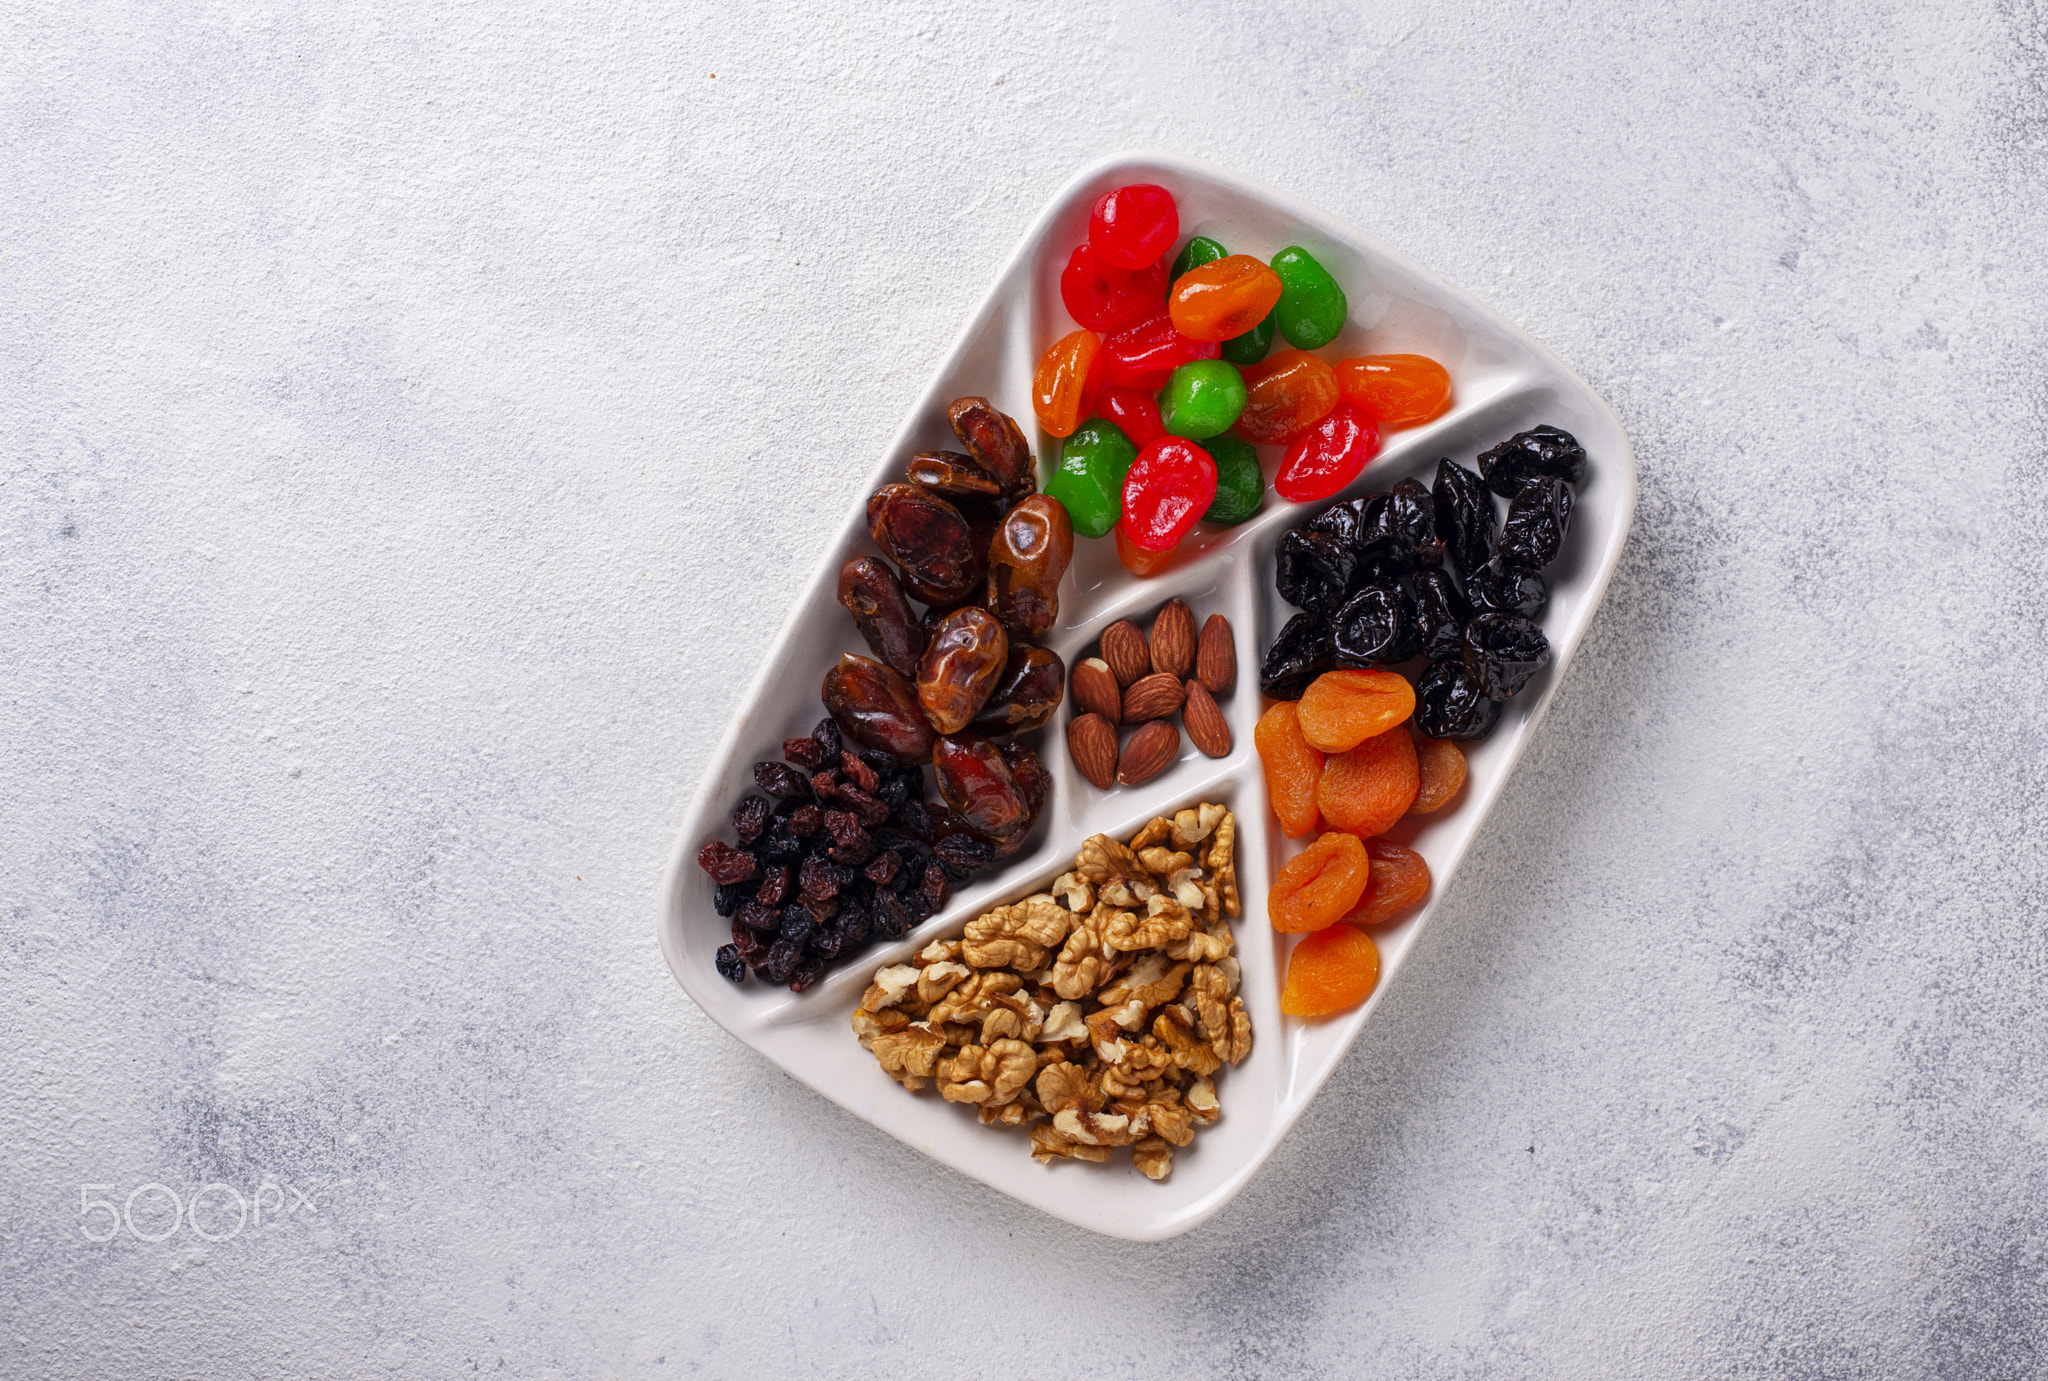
[658,153,1635,1242]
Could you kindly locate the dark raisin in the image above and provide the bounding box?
[863,851,900,887]
[713,882,750,918]
[696,841,758,886]
[894,850,928,893]
[875,770,911,812]
[799,856,850,900]
[1306,496,1371,548]
[779,906,817,945]
[788,953,828,992]
[802,892,839,923]
[732,919,772,967]
[731,794,772,845]
[1477,424,1587,497]
[753,761,812,801]
[895,797,935,843]
[875,890,915,938]
[735,898,780,934]
[1275,530,1356,614]
[839,784,891,828]
[823,810,875,865]
[757,936,803,985]
[782,736,827,771]
[836,751,879,794]
[1432,459,1496,576]
[1415,659,1504,740]
[1466,558,1548,620]
[1462,613,1552,700]
[1498,476,1574,571]
[934,832,996,880]
[1409,568,1470,661]
[1260,610,1336,700]
[1331,586,1416,667]
[811,717,843,761]
[759,828,805,863]
[919,862,950,914]
[786,804,822,837]
[714,945,747,984]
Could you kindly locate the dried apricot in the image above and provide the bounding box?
[1295,669,1416,752]
[1410,736,1468,814]
[1254,701,1325,839]
[1268,831,1370,933]
[1280,924,1381,1016]
[1340,840,1432,928]
[1316,727,1420,837]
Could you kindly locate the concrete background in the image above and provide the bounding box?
[4,1,2045,1376]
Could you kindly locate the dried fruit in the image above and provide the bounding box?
[823,654,938,763]
[782,735,827,771]
[714,944,747,984]
[731,794,772,844]
[905,450,1002,503]
[946,397,1035,498]
[752,761,812,801]
[1409,568,1470,661]
[1498,475,1573,571]
[1122,671,1186,723]
[696,841,756,886]
[1269,832,1371,933]
[1461,613,1551,700]
[1196,614,1235,695]
[1330,585,1417,668]
[1254,702,1324,839]
[986,495,1075,639]
[1148,598,1197,680]
[1466,557,1547,621]
[917,607,1009,735]
[1071,658,1123,724]
[1359,477,1443,572]
[1340,840,1431,928]
[1274,530,1355,615]
[1477,423,1587,498]
[1183,680,1231,757]
[1067,713,1119,789]
[1295,669,1417,753]
[838,556,928,679]
[1280,924,1381,1016]
[1432,458,1495,577]
[1259,611,1334,701]
[1316,725,1420,837]
[934,831,998,879]
[1099,620,1151,686]
[1117,719,1181,786]
[866,483,986,606]
[1410,737,1468,814]
[968,644,1066,735]
[932,733,1034,851]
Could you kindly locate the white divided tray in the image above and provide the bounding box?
[658,154,1636,1241]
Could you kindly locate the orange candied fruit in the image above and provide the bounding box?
[1168,255,1285,342]
[1333,354,1452,430]
[1295,668,1416,753]
[1113,522,1179,577]
[1317,726,1420,838]
[1032,329,1103,439]
[1280,924,1381,1016]
[1269,831,1370,934]
[1254,701,1324,839]
[1340,839,1432,928]
[1234,350,1340,445]
[1410,736,1468,814]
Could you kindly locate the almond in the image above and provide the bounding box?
[1121,671,1186,723]
[1183,679,1232,758]
[1071,658,1123,724]
[1196,613,1236,696]
[1149,598,1197,680]
[1067,713,1118,790]
[1099,620,1151,687]
[1116,719,1181,786]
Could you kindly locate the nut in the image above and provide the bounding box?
[1196,613,1235,696]
[1182,680,1231,757]
[1149,599,1197,680]
[1071,658,1123,724]
[1066,713,1118,790]
[1099,620,1151,687]
[1116,719,1181,786]
[1121,671,1186,723]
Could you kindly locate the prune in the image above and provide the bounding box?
[986,495,1074,640]
[752,761,812,802]
[1305,496,1372,548]
[969,644,1066,736]
[1409,568,1470,661]
[934,832,997,880]
[906,449,1004,503]
[862,850,900,887]
[1260,610,1336,700]
[1331,586,1419,667]
[731,794,772,845]
[696,841,758,886]
[822,654,937,764]
[947,396,1036,497]
[1358,478,1441,572]
[1432,458,1495,575]
[838,556,928,679]
[1466,558,1548,620]
[1414,659,1504,740]
[735,898,780,934]
[916,607,1009,735]
[919,862,951,915]
[779,907,817,946]
[788,953,828,993]
[1275,530,1356,614]
[1477,424,1587,497]
[754,864,792,908]
[782,736,826,771]
[1461,613,1552,700]
[732,920,772,967]
[875,890,915,938]
[1498,476,1574,571]
[812,717,842,761]
[757,936,803,985]
[931,733,1033,851]
[838,751,879,794]
[785,804,821,836]
[714,945,747,984]
[713,882,749,917]
[866,483,986,606]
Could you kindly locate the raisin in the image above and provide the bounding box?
[779,907,817,945]
[787,953,828,992]
[1498,475,1573,570]
[802,892,839,923]
[894,797,934,843]
[1409,568,1470,661]
[894,851,928,894]
[794,856,836,899]
[838,750,879,794]
[732,920,772,967]
[1275,530,1356,614]
[1462,613,1551,700]
[1432,458,1495,576]
[731,794,772,845]
[714,945,747,984]
[1414,659,1503,740]
[735,898,780,933]
[782,736,826,771]
[917,864,949,917]
[875,769,911,812]
[759,828,804,863]
[934,832,996,880]
[1269,832,1372,934]
[696,841,758,886]
[875,890,915,938]
[839,784,891,828]
[863,851,900,886]
[1477,424,1587,497]
[753,761,812,801]
[1260,610,1336,700]
[713,882,749,918]
[786,805,822,837]
[809,770,840,801]
[1330,586,1415,668]
[757,936,803,985]
[1466,557,1548,620]
[823,810,876,865]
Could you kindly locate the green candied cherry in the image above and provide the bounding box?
[1160,360,1247,440]
[1270,246,1348,349]
[1170,235,1228,284]
[1201,434,1263,526]
[1220,309,1276,366]
[1043,419,1137,539]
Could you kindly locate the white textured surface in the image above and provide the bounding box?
[3,1,2044,1376]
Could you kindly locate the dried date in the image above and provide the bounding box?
[931,732,1034,851]
[866,483,986,606]
[985,495,1074,639]
[946,396,1035,497]
[906,450,1004,503]
[969,644,1066,735]
[916,607,1009,735]
[823,654,938,764]
[838,557,928,679]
